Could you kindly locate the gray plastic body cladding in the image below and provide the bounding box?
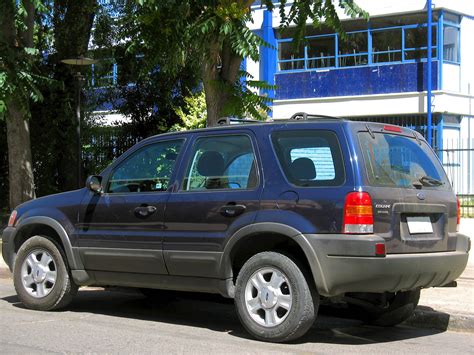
[2,218,83,271]
[87,271,231,297]
[1,227,14,270]
[3,217,82,270]
[304,233,470,297]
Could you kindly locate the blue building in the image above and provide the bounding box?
[247,1,473,152]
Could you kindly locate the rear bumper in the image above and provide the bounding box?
[302,233,470,297]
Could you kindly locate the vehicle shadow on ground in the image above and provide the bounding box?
[2,288,447,345]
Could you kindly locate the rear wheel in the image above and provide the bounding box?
[13,235,77,311]
[348,289,420,326]
[234,252,317,342]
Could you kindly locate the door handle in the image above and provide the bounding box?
[220,203,246,217]
[134,205,157,218]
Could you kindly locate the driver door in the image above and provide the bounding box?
[77,138,185,275]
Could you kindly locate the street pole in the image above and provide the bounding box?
[427,0,433,146]
[74,72,85,189]
[61,56,97,189]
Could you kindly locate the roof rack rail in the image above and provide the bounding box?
[289,112,341,121]
[216,117,262,125]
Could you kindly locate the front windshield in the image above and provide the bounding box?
[358,132,450,189]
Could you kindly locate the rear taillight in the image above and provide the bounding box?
[343,192,374,234]
[456,196,461,232]
[8,210,17,227]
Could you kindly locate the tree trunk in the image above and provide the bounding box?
[202,39,243,126]
[1,0,36,209]
[51,0,97,191]
[5,95,36,209]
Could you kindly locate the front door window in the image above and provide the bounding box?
[108,140,183,193]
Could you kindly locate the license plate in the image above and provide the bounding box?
[407,216,433,234]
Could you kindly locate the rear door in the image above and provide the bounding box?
[357,126,457,253]
[163,131,262,278]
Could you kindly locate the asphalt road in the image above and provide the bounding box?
[0,279,472,354]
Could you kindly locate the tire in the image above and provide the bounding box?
[348,289,420,327]
[13,235,78,311]
[234,252,317,343]
[368,289,420,326]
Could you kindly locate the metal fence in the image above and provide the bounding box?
[438,139,474,217]
[82,126,142,177]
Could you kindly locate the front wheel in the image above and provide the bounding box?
[13,236,78,311]
[234,252,317,343]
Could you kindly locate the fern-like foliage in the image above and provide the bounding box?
[129,0,367,124]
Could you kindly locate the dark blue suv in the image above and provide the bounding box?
[2,115,470,342]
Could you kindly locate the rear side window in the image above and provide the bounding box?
[271,130,345,187]
[183,135,258,191]
[358,132,450,189]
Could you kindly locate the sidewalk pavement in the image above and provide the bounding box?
[0,220,473,332]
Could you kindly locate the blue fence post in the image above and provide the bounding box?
[427,0,433,146]
[437,114,444,162]
[261,10,277,116]
[438,10,444,90]
[367,24,372,65]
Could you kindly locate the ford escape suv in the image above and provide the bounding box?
[2,114,470,342]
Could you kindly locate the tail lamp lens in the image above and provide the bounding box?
[375,243,386,257]
[343,192,374,234]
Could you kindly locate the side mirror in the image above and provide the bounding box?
[86,175,103,194]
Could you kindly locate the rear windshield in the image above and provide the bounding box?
[358,132,450,189]
[271,130,345,187]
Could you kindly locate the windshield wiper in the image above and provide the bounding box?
[413,175,444,188]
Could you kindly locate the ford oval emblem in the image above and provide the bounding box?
[417,192,426,200]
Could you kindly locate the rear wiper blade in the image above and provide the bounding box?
[414,175,445,187]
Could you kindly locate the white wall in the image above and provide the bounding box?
[460,16,474,97]
[443,64,461,92]
[460,116,474,140]
[246,55,260,92]
[273,91,474,120]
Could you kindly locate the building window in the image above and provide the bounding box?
[278,41,305,71]
[338,31,368,67]
[404,25,437,60]
[307,35,336,69]
[91,60,117,87]
[443,26,459,63]
[276,17,440,72]
[372,28,402,63]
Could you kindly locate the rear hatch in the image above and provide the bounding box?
[357,125,457,254]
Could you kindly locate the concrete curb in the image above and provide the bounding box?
[405,306,474,333]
